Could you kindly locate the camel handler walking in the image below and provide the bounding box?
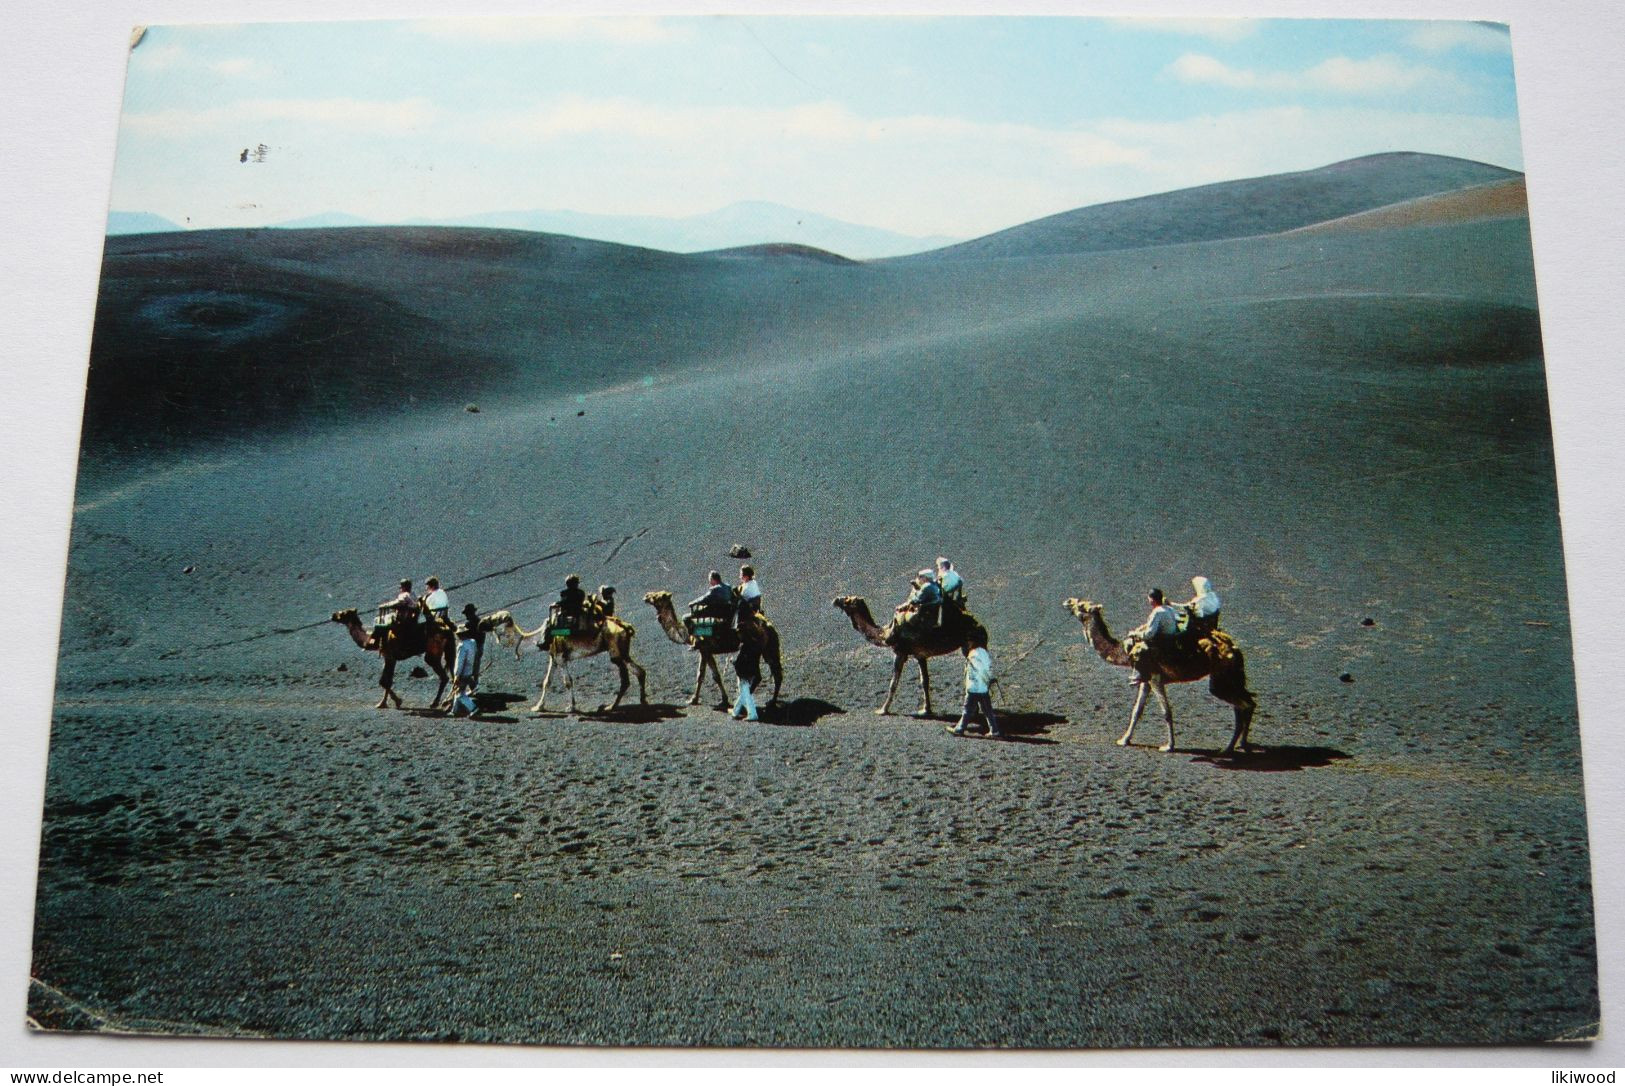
[460,602,486,686]
[732,636,763,723]
[451,622,480,718]
[948,629,1002,738]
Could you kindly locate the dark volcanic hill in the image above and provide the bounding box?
[891,152,1521,262]
[84,154,1525,457]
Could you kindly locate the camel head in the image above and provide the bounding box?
[332,608,361,625]
[1063,598,1103,622]
[832,595,864,615]
[481,610,526,657]
[643,590,673,609]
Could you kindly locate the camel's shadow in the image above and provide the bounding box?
[759,698,845,727]
[400,691,528,723]
[534,702,688,724]
[1188,745,1352,772]
[945,710,1064,745]
[993,710,1065,744]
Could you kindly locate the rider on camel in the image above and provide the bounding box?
[736,565,763,625]
[1182,576,1223,638]
[550,575,588,634]
[422,576,451,632]
[896,568,942,636]
[1127,588,1181,685]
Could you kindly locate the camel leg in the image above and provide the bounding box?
[532,654,557,713]
[707,655,730,707]
[604,659,630,712]
[560,657,578,714]
[427,654,450,711]
[1223,700,1257,756]
[1151,677,1176,752]
[689,656,706,706]
[878,655,908,715]
[915,656,933,717]
[1120,682,1149,746]
[631,655,648,705]
[766,652,783,706]
[377,656,403,710]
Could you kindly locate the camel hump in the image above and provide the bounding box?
[1200,629,1240,662]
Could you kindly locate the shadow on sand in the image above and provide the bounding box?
[1188,745,1352,772]
[946,710,1064,746]
[759,697,845,727]
[398,692,530,723]
[530,702,689,724]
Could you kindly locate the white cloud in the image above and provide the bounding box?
[481,96,1145,169]
[1406,21,1512,54]
[1169,52,1461,97]
[123,97,441,138]
[407,16,679,44]
[208,57,273,79]
[1107,18,1259,44]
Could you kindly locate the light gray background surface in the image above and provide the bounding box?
[3,0,1620,1069]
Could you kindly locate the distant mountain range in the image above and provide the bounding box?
[105,202,958,260]
[104,153,1525,264]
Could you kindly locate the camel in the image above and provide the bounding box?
[331,608,454,710]
[1062,598,1257,755]
[482,609,647,714]
[642,591,784,708]
[833,596,987,716]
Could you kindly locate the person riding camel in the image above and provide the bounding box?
[735,565,762,625]
[935,557,964,627]
[896,568,942,635]
[1182,575,1223,639]
[682,569,734,637]
[369,578,420,647]
[690,571,732,616]
[550,574,588,635]
[1127,588,1181,685]
[593,585,617,619]
[422,576,451,633]
[936,558,964,607]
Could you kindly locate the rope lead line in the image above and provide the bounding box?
[156,528,646,660]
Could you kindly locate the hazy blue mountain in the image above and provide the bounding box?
[272,212,378,229]
[247,202,953,259]
[421,202,957,259]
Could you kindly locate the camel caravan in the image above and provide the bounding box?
[330,560,1258,755]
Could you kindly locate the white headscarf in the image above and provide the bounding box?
[1189,576,1222,618]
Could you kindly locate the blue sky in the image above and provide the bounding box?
[112,16,1523,238]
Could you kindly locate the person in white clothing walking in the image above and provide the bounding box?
[949,630,1001,738]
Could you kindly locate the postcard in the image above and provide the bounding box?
[27,15,1597,1048]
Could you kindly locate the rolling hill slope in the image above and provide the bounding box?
[890,152,1521,262]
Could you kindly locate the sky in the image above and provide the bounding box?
[111,15,1524,240]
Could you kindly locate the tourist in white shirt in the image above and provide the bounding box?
[423,576,450,626]
[736,565,762,622]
